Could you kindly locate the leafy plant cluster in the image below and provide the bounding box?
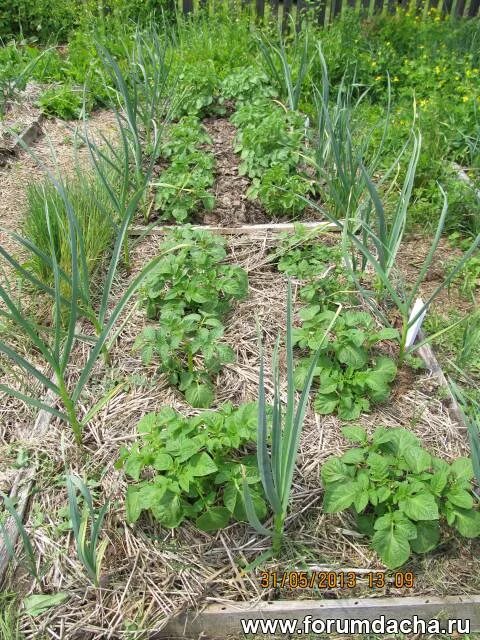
[220,66,277,106]
[322,426,480,568]
[171,63,223,119]
[37,84,91,120]
[154,116,215,223]
[276,228,353,304]
[117,403,266,531]
[231,99,312,218]
[294,310,398,420]
[275,228,398,420]
[135,227,248,408]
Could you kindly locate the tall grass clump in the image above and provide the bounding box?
[243,282,339,555]
[24,171,115,289]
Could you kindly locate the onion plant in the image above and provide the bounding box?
[313,46,393,233]
[255,27,312,112]
[66,474,108,587]
[243,281,339,555]
[307,103,480,366]
[0,32,179,445]
[0,491,40,583]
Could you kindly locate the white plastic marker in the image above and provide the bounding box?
[405,298,427,348]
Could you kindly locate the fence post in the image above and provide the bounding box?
[362,0,371,16]
[270,0,279,20]
[296,0,309,30]
[331,0,343,20]
[441,0,453,14]
[183,0,193,14]
[468,0,480,16]
[282,0,293,31]
[316,0,327,26]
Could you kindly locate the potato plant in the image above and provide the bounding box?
[118,403,266,531]
[322,426,480,568]
[294,309,398,420]
[135,228,248,407]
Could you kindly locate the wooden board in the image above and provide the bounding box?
[158,595,480,638]
[0,116,44,166]
[129,221,339,238]
[0,386,57,582]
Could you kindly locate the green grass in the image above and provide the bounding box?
[23,171,115,291]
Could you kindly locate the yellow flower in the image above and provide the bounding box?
[393,76,399,82]
[434,66,441,74]
[375,75,382,81]
[462,95,469,103]
[419,98,429,107]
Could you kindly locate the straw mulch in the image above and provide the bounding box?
[2,233,479,640]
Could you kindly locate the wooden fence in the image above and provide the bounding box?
[180,0,480,26]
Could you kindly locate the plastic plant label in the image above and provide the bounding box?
[405,298,427,348]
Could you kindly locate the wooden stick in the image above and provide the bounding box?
[0,386,56,582]
[157,595,480,638]
[129,221,340,238]
[0,115,44,166]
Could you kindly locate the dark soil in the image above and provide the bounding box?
[198,116,270,226]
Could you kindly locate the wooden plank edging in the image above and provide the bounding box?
[129,220,340,237]
[0,115,44,166]
[0,386,56,582]
[158,595,480,638]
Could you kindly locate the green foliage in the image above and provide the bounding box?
[138,227,247,320]
[221,66,276,105]
[231,100,306,179]
[160,116,212,160]
[0,593,23,640]
[117,403,266,531]
[37,84,88,120]
[66,474,109,586]
[0,491,40,582]
[294,309,398,420]
[275,227,353,305]
[447,234,480,301]
[24,172,115,287]
[322,426,480,569]
[135,228,248,407]
[243,281,339,555]
[172,63,222,118]
[154,150,215,223]
[154,116,215,223]
[255,28,311,112]
[246,164,314,218]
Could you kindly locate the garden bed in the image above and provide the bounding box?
[2,231,479,639]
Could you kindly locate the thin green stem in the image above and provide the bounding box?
[58,378,82,445]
